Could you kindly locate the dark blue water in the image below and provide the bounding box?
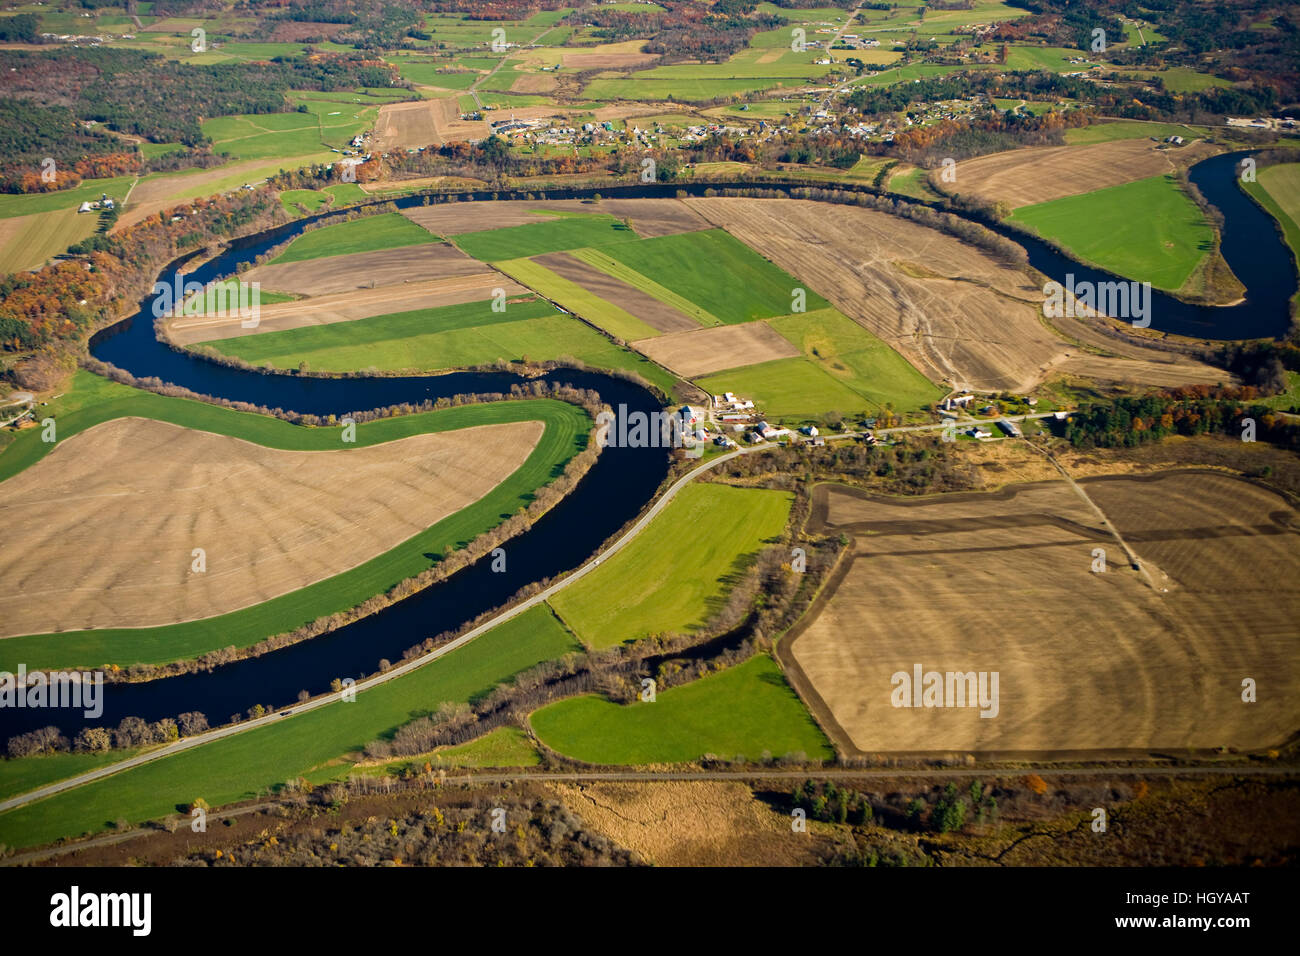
[2,150,1292,739]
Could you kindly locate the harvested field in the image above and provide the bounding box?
[633,320,800,377]
[401,197,710,239]
[549,781,830,866]
[936,138,1220,209]
[0,417,543,635]
[687,197,1226,393]
[562,51,660,70]
[533,251,699,332]
[373,98,453,151]
[510,71,558,94]
[168,273,524,345]
[786,472,1300,755]
[244,243,485,296]
[268,21,342,41]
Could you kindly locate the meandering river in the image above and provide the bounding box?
[1,150,1292,739]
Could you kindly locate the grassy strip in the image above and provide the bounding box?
[0,749,140,803]
[0,371,589,670]
[0,606,579,850]
[270,211,441,265]
[548,483,792,649]
[768,308,943,414]
[598,229,829,325]
[1007,174,1214,291]
[198,296,676,391]
[697,356,880,423]
[568,246,723,326]
[451,213,640,261]
[530,654,833,764]
[493,256,665,344]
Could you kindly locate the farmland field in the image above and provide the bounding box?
[491,255,666,345]
[1007,174,1215,291]
[202,296,675,388]
[548,483,792,649]
[697,355,879,422]
[270,212,441,265]
[941,138,1213,209]
[450,213,639,261]
[530,654,833,764]
[0,417,543,637]
[0,207,99,275]
[786,473,1300,754]
[0,606,579,850]
[0,371,590,670]
[598,228,829,325]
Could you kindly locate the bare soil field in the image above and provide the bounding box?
[269,21,342,41]
[511,71,558,94]
[633,320,801,377]
[373,99,453,151]
[935,138,1220,208]
[401,197,710,239]
[167,273,524,345]
[534,251,699,332]
[244,243,487,296]
[549,781,832,866]
[687,197,1227,393]
[786,471,1300,755]
[563,51,660,70]
[0,417,543,635]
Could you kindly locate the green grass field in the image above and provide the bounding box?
[1064,120,1201,145]
[567,246,721,326]
[270,212,440,264]
[451,213,639,261]
[0,370,589,671]
[200,296,675,390]
[278,183,367,215]
[0,207,99,275]
[0,176,134,221]
[491,256,666,346]
[599,229,828,325]
[548,483,791,649]
[0,749,140,803]
[768,308,943,413]
[376,725,542,771]
[201,105,375,160]
[530,654,832,764]
[1008,174,1214,290]
[698,355,880,423]
[0,606,578,849]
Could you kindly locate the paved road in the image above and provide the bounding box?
[0,406,1070,815]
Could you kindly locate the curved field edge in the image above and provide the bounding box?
[1005,174,1216,293]
[528,654,833,765]
[1241,163,1300,309]
[0,370,591,671]
[0,606,580,851]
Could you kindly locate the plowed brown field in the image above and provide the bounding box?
[686,197,1227,393]
[633,320,800,377]
[0,417,543,634]
[786,472,1300,755]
